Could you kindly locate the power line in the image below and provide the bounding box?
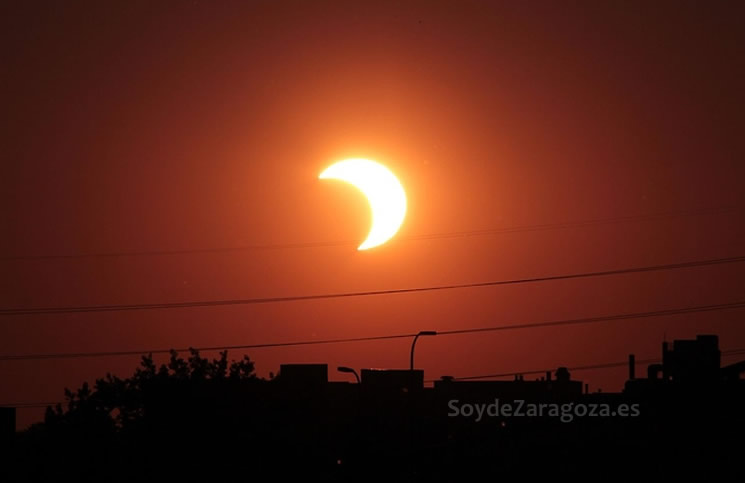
[434,300,745,336]
[2,254,745,316]
[429,349,745,382]
[2,299,744,362]
[5,349,745,409]
[2,402,62,409]
[441,358,657,381]
[406,206,736,241]
[0,333,417,361]
[0,206,735,261]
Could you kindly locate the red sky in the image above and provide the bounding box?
[2,1,745,429]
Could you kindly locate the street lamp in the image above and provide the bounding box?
[337,366,360,384]
[410,331,437,371]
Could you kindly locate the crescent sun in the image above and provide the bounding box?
[319,158,407,250]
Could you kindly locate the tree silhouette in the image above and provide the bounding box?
[41,349,257,433]
[10,349,269,481]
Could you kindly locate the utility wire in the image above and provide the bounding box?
[2,299,744,362]
[0,333,417,361]
[440,358,658,381]
[0,206,735,261]
[434,300,745,336]
[429,349,745,382]
[2,402,62,408]
[406,206,736,241]
[2,254,745,316]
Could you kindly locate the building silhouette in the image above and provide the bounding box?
[1,407,14,444]
[7,334,745,480]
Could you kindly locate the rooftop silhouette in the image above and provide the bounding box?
[5,333,744,480]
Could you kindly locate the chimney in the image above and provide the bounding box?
[628,354,636,380]
[545,371,552,382]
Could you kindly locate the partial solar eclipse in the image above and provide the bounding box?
[319,158,407,250]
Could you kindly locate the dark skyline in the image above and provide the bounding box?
[5,332,744,479]
[2,1,745,430]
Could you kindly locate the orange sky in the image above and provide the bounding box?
[2,1,745,428]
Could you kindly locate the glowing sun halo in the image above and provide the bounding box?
[319,158,407,250]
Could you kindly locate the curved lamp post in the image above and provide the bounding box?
[410,331,437,371]
[337,366,360,384]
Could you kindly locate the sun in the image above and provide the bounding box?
[319,158,407,250]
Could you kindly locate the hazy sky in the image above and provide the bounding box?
[2,1,745,428]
